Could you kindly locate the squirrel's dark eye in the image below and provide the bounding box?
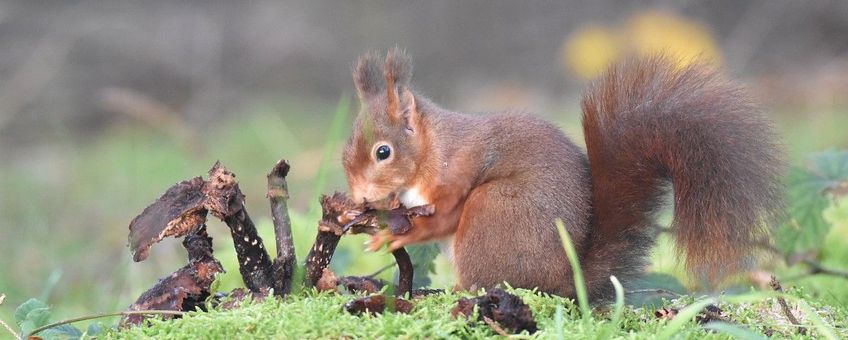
[375,145,391,161]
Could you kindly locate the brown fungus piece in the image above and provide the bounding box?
[217,288,269,311]
[316,268,340,292]
[338,276,386,294]
[344,295,414,315]
[654,307,679,320]
[202,162,245,220]
[128,177,207,262]
[451,289,537,334]
[123,226,223,326]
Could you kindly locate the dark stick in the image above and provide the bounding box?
[366,263,397,278]
[754,239,848,281]
[304,193,351,287]
[801,259,848,279]
[267,159,296,295]
[392,248,413,297]
[223,209,274,294]
[483,316,511,337]
[30,310,186,337]
[304,193,421,296]
[736,235,848,281]
[205,162,275,294]
[770,275,807,335]
[304,230,342,287]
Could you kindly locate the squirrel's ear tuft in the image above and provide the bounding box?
[384,47,413,88]
[353,51,385,99]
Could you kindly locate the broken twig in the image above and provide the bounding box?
[770,275,807,335]
[267,159,296,295]
[483,316,511,337]
[205,162,274,294]
[392,248,413,297]
[304,193,350,287]
[305,192,428,296]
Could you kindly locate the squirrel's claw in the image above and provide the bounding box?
[366,231,393,252]
[366,229,416,252]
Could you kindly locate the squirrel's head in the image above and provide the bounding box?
[343,48,425,205]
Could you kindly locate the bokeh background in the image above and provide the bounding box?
[1,0,847,326]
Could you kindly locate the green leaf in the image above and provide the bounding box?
[777,150,848,254]
[14,298,48,324]
[823,196,848,231]
[308,95,351,219]
[626,273,686,307]
[86,322,104,336]
[40,324,84,340]
[20,307,51,336]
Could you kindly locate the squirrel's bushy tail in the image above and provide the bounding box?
[580,56,784,298]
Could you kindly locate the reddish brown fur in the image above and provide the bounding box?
[581,56,784,297]
[343,50,784,300]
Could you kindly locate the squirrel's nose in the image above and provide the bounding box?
[350,188,368,205]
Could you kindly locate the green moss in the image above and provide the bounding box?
[106,287,847,339]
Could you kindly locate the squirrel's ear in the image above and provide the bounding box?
[384,48,414,127]
[398,86,420,133]
[353,51,385,100]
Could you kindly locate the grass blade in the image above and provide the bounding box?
[554,304,565,340]
[794,299,838,340]
[657,297,716,339]
[555,219,590,321]
[39,269,62,303]
[703,321,767,340]
[308,95,351,218]
[608,276,625,332]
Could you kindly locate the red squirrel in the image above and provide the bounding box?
[341,48,784,300]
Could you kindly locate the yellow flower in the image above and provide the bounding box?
[561,24,620,80]
[625,10,721,67]
[561,9,722,79]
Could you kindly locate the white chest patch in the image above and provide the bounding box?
[399,186,429,207]
[438,235,455,264]
[399,186,454,263]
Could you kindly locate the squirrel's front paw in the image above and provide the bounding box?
[384,203,435,234]
[365,230,394,252]
[365,230,418,252]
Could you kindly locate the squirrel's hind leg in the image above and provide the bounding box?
[451,177,585,297]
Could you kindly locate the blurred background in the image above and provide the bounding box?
[1,0,847,326]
